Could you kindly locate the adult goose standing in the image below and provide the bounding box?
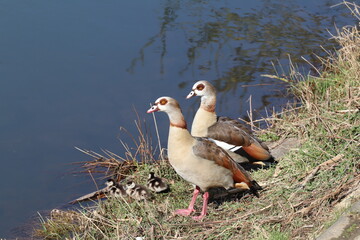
[147,96,261,220]
[186,80,273,165]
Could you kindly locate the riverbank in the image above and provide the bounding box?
[35,2,359,239]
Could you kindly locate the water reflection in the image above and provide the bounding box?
[128,0,355,117]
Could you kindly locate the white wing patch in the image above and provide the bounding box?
[211,139,242,152]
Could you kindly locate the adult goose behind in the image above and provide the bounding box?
[147,96,261,220]
[186,80,273,165]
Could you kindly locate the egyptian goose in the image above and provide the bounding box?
[105,179,117,188]
[186,80,272,165]
[106,179,127,197]
[125,181,152,201]
[147,172,170,193]
[107,179,127,197]
[147,96,261,220]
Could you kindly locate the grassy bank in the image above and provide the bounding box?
[35,3,359,239]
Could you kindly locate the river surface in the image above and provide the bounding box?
[0,0,357,237]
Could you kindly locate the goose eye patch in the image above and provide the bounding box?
[159,98,168,105]
[196,84,205,90]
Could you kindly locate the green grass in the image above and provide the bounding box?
[35,2,359,239]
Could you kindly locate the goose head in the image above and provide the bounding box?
[186,80,216,99]
[125,181,136,190]
[105,179,116,188]
[147,96,186,128]
[147,96,181,113]
[148,172,155,180]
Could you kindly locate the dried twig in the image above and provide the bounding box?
[298,174,360,216]
[299,154,344,188]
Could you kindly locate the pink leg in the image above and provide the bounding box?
[192,191,209,221]
[174,186,200,216]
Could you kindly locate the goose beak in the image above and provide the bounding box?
[186,90,196,99]
[147,104,159,113]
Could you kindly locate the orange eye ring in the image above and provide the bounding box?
[159,98,168,105]
[196,83,205,91]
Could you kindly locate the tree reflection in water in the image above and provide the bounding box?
[128,0,355,120]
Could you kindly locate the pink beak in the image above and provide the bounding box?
[186,90,196,99]
[147,105,159,113]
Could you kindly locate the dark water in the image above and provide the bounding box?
[0,0,357,237]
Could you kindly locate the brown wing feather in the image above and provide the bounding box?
[242,142,272,160]
[192,137,261,190]
[207,117,252,146]
[208,117,271,160]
